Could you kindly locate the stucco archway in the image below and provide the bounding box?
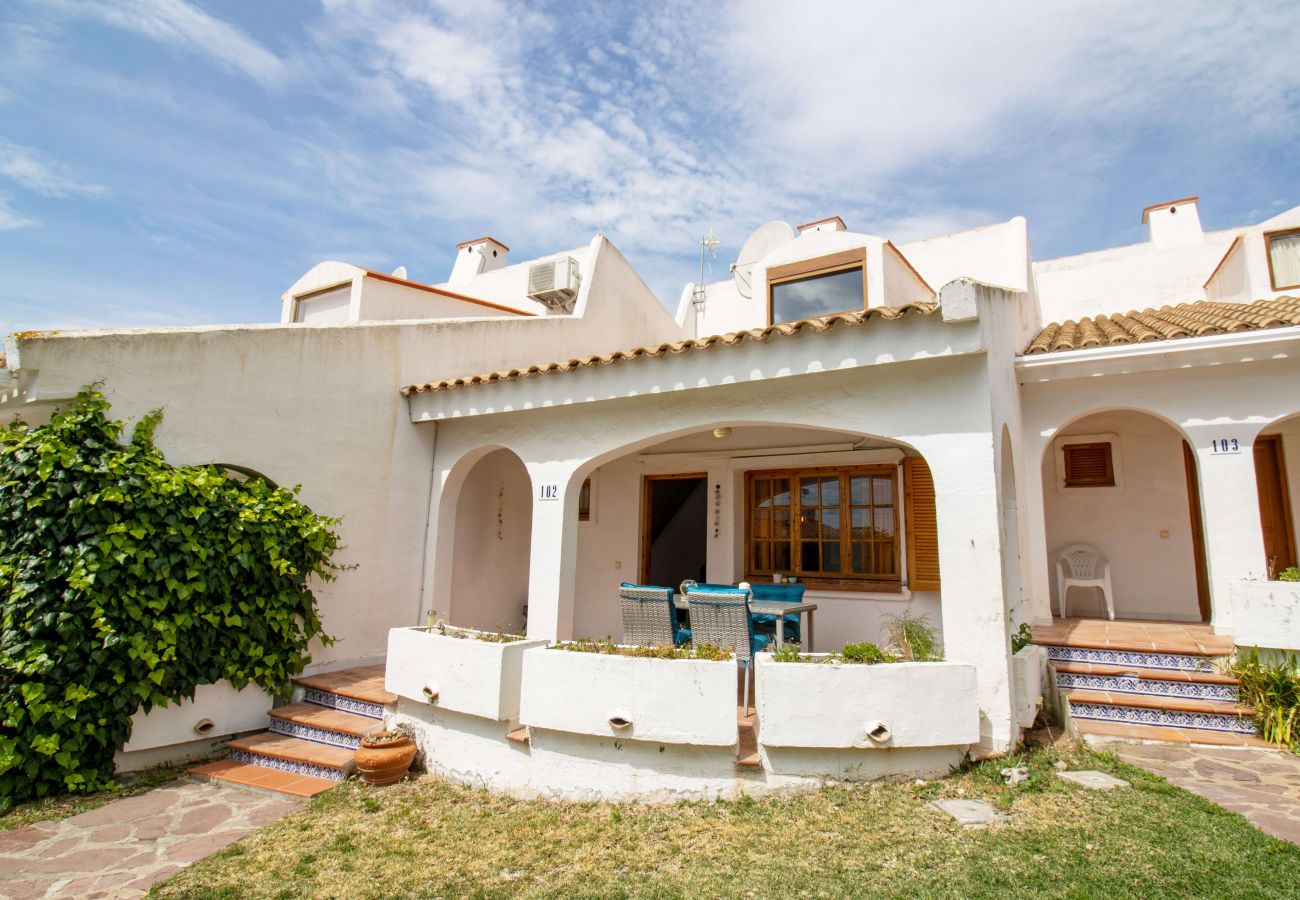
[443,447,533,634]
[1255,412,1300,578]
[1039,409,1208,621]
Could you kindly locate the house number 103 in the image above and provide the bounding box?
[1210,438,1241,454]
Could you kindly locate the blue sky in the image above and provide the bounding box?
[1,0,1297,335]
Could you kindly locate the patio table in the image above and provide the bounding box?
[674,596,816,651]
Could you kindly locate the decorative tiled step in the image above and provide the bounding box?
[301,687,386,720]
[267,703,375,750]
[295,666,395,719]
[1065,689,1256,736]
[227,733,355,782]
[1072,719,1279,749]
[1045,644,1218,674]
[1054,665,1239,703]
[189,759,340,798]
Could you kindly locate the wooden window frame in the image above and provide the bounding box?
[744,463,900,591]
[1062,442,1115,488]
[1265,227,1300,291]
[767,247,867,326]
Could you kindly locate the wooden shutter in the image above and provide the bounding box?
[904,457,941,591]
[1062,443,1114,487]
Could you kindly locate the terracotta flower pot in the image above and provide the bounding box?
[354,732,417,786]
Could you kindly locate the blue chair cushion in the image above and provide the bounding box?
[749,583,805,642]
[750,632,774,656]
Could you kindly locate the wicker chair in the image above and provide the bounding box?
[684,583,773,714]
[618,583,690,646]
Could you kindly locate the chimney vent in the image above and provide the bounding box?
[1141,197,1202,248]
[448,236,509,287]
[797,216,847,235]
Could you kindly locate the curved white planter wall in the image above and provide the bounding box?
[1228,581,1300,652]
[519,647,738,746]
[754,655,979,749]
[386,626,548,721]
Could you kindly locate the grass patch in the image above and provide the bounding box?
[151,742,1300,898]
[0,762,189,832]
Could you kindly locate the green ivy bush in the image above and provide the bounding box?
[0,387,340,809]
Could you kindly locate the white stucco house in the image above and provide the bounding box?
[4,196,1299,800]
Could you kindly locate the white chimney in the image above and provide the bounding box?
[1142,197,1202,248]
[797,216,847,235]
[448,236,509,288]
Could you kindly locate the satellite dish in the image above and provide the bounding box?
[732,221,795,298]
[391,265,408,279]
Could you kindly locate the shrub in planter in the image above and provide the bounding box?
[1230,648,1300,749]
[0,387,340,808]
[1280,567,1300,583]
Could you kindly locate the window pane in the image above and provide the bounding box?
[873,508,894,539]
[873,475,894,506]
[1270,233,1300,288]
[852,543,868,573]
[851,475,870,505]
[773,509,791,538]
[800,509,820,539]
[851,507,869,538]
[754,479,772,508]
[822,542,841,573]
[773,542,791,571]
[800,477,819,505]
[820,476,839,506]
[874,542,897,576]
[771,267,864,324]
[753,509,771,539]
[772,479,790,507]
[754,542,771,571]
[801,541,820,571]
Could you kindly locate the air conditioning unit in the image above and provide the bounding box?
[527,257,581,312]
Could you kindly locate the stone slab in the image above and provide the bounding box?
[930,799,1007,827]
[1058,770,1130,790]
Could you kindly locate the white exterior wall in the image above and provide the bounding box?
[441,246,591,312]
[1204,238,1249,301]
[356,277,521,321]
[899,218,1032,295]
[1041,410,1200,620]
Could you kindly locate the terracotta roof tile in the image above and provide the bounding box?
[401,302,939,396]
[1024,296,1300,355]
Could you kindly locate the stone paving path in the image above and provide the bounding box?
[0,778,304,899]
[1110,742,1300,846]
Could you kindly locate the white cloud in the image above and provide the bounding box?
[0,193,37,230]
[0,139,108,197]
[52,0,285,85]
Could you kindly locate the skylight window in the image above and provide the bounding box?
[767,248,866,325]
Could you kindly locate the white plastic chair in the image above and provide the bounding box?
[1056,544,1115,620]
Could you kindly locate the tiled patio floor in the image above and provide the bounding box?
[1032,617,1234,656]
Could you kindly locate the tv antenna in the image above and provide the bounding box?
[693,228,720,312]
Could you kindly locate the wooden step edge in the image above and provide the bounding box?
[228,734,355,770]
[1051,661,1239,684]
[1065,689,1255,717]
[268,704,376,736]
[505,726,529,745]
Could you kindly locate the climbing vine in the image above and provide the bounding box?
[0,387,340,808]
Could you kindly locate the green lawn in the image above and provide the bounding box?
[153,742,1300,899]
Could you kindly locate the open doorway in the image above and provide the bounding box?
[641,473,708,588]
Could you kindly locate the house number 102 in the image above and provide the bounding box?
[538,484,559,501]
[1210,438,1241,454]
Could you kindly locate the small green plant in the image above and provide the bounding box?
[1010,622,1034,653]
[770,643,803,663]
[432,621,524,643]
[884,608,941,661]
[554,638,732,661]
[1230,648,1300,749]
[840,642,894,664]
[1280,567,1300,583]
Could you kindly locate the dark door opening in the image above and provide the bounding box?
[641,474,708,588]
